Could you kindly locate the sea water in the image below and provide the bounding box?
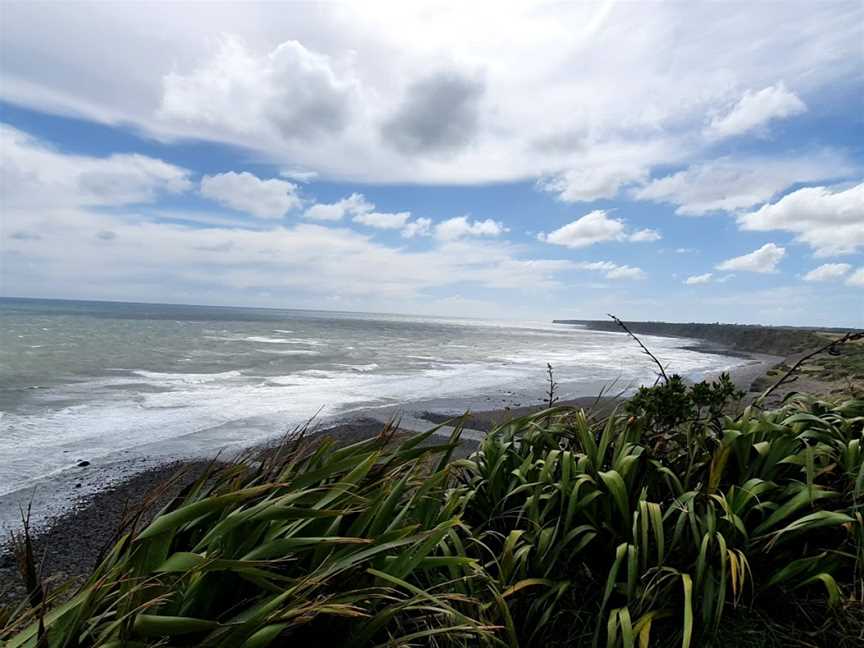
[0,297,746,498]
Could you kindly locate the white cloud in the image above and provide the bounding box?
[632,153,856,215]
[803,263,852,282]
[536,137,686,203]
[716,243,785,273]
[1,123,581,312]
[1,209,576,306]
[538,160,650,203]
[737,182,864,257]
[199,171,301,219]
[538,212,662,249]
[685,272,713,285]
[538,210,624,249]
[574,261,645,280]
[705,82,806,140]
[401,218,432,239]
[847,268,864,287]
[0,123,191,209]
[303,193,442,240]
[628,228,662,242]
[606,265,645,280]
[353,210,411,229]
[303,194,437,240]
[2,3,860,185]
[281,169,318,183]
[434,216,507,241]
[160,37,357,144]
[304,193,373,221]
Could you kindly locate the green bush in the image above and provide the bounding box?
[626,372,744,431]
[5,393,864,647]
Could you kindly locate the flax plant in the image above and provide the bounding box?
[5,393,863,647]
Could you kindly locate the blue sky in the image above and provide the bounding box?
[1,1,862,326]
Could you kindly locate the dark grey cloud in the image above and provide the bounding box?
[382,71,485,155]
[531,130,588,154]
[266,79,352,141]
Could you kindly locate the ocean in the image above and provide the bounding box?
[0,297,747,500]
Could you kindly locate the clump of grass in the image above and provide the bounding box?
[3,423,499,647]
[5,391,863,647]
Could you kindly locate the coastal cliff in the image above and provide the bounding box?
[552,319,845,356]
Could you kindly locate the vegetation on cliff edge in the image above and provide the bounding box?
[4,376,863,647]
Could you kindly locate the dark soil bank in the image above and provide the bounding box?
[421,395,622,432]
[554,320,848,357]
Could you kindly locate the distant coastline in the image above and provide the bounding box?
[552,319,862,357]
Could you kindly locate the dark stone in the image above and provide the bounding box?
[77,461,90,467]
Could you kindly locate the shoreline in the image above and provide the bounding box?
[0,348,777,531]
[0,346,773,530]
[0,351,780,604]
[553,319,862,358]
[417,351,778,432]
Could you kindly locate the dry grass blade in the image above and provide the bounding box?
[608,314,669,383]
[11,504,44,613]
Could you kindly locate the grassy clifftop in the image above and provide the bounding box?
[552,320,839,356]
[5,388,864,647]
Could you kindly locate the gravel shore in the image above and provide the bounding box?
[0,353,780,607]
[0,419,387,606]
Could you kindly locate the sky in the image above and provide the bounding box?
[0,1,862,326]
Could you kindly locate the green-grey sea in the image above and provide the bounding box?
[0,298,745,496]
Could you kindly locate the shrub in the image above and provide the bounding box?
[5,394,864,647]
[626,372,744,432]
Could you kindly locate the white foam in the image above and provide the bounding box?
[0,318,750,499]
[132,369,244,384]
[247,335,323,345]
[336,363,379,372]
[3,361,526,488]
